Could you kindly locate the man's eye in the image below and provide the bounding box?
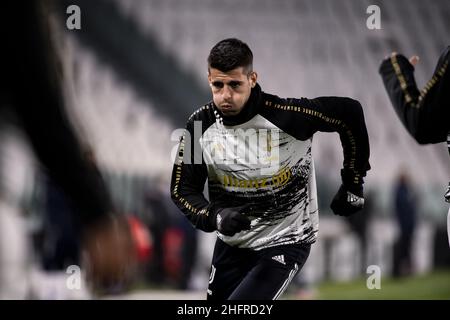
[212,82,223,88]
[230,83,240,89]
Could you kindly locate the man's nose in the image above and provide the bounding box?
[222,85,232,100]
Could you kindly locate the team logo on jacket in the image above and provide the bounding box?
[444,183,450,203]
[272,255,286,265]
[200,125,281,174]
[347,191,365,208]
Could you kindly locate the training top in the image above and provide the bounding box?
[171,84,370,250]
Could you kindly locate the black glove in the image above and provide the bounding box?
[330,184,365,217]
[215,204,251,236]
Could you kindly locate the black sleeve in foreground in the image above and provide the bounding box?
[265,96,371,194]
[170,118,217,232]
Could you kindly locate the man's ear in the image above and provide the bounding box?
[249,71,258,88]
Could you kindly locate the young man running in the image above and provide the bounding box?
[171,38,371,300]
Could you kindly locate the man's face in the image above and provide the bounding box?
[208,67,257,116]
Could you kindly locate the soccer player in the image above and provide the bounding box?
[171,38,371,300]
[379,47,450,247]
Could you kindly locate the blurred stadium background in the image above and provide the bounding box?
[0,0,449,299]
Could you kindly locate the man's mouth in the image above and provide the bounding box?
[220,104,234,113]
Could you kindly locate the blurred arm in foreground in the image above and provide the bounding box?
[0,0,136,292]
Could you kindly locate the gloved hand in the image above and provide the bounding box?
[330,184,365,217]
[215,204,251,236]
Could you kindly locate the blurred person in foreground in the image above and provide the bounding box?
[379,47,450,247]
[171,38,371,300]
[0,0,135,297]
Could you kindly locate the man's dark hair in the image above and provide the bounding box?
[208,38,253,73]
